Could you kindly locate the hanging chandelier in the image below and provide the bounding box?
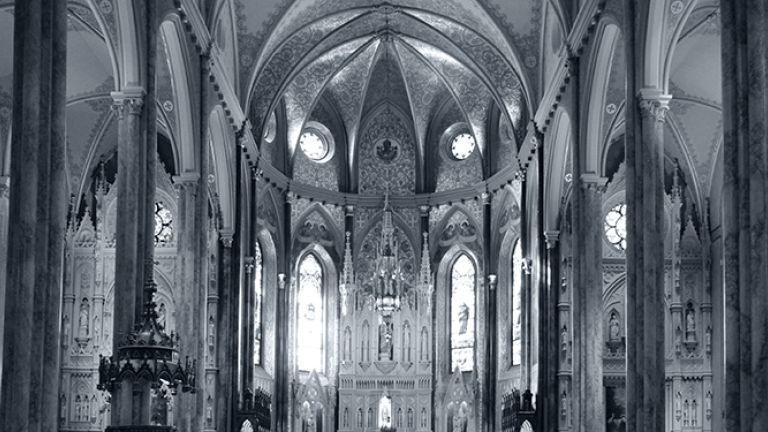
[98,263,196,395]
[374,194,403,315]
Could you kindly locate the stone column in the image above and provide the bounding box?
[625,90,669,432]
[0,0,68,429]
[481,192,494,432]
[216,232,236,432]
[571,175,606,432]
[174,173,205,432]
[721,1,768,430]
[0,176,8,382]
[540,231,560,432]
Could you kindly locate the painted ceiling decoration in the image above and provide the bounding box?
[246,3,531,166]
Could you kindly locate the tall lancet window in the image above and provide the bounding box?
[451,254,476,372]
[253,241,263,366]
[298,254,324,372]
[512,241,522,366]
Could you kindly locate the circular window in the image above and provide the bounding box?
[451,133,476,160]
[299,131,328,161]
[604,203,627,250]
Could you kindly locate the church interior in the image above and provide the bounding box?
[0,0,766,431]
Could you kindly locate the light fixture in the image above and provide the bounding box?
[98,260,196,395]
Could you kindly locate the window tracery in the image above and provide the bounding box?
[451,254,476,372]
[297,253,324,372]
[604,203,627,250]
[450,133,476,160]
[154,202,173,244]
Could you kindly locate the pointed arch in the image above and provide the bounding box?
[209,105,236,231]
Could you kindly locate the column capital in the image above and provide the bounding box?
[544,230,561,249]
[579,174,608,193]
[637,90,672,123]
[219,229,235,248]
[419,205,430,217]
[110,88,145,118]
[345,205,355,216]
[0,175,9,198]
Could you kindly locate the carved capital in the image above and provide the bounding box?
[481,192,490,205]
[244,256,255,274]
[544,231,561,249]
[173,173,201,197]
[487,274,497,290]
[579,174,608,193]
[219,229,234,248]
[0,176,9,199]
[110,89,145,119]
[637,91,672,123]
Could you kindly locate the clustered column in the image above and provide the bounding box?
[720,1,768,430]
[0,0,68,430]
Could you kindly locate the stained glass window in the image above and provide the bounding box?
[604,203,627,250]
[253,242,263,366]
[451,254,476,372]
[299,131,328,161]
[512,241,522,366]
[451,133,476,160]
[297,254,323,372]
[154,202,173,244]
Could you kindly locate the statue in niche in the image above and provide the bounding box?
[90,395,98,421]
[421,408,427,428]
[609,312,621,341]
[675,391,682,421]
[83,395,91,423]
[560,325,568,360]
[62,315,70,348]
[343,407,349,428]
[685,307,696,341]
[403,325,411,363]
[691,399,698,426]
[78,299,90,339]
[94,315,101,343]
[157,302,167,330]
[75,395,82,421]
[421,328,429,362]
[451,405,467,432]
[357,408,363,428]
[59,394,66,420]
[379,316,394,361]
[206,396,214,424]
[343,328,352,362]
[208,317,216,354]
[458,303,469,335]
[705,391,712,419]
[560,391,567,421]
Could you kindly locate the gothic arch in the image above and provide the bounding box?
[583,20,621,175]
[545,108,571,231]
[160,17,198,174]
[209,105,237,231]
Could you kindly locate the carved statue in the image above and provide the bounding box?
[78,299,90,339]
[62,315,70,347]
[685,309,696,341]
[609,312,621,341]
[208,317,216,354]
[560,325,568,360]
[379,317,393,361]
[457,303,469,335]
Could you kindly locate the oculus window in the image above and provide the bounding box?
[450,133,476,160]
[451,254,476,372]
[604,203,627,250]
[299,131,328,161]
[297,254,324,372]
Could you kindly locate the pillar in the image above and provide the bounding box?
[0,0,68,429]
[174,172,206,432]
[571,175,606,432]
[0,176,8,384]
[109,0,160,426]
[721,1,768,430]
[540,231,560,432]
[216,231,236,432]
